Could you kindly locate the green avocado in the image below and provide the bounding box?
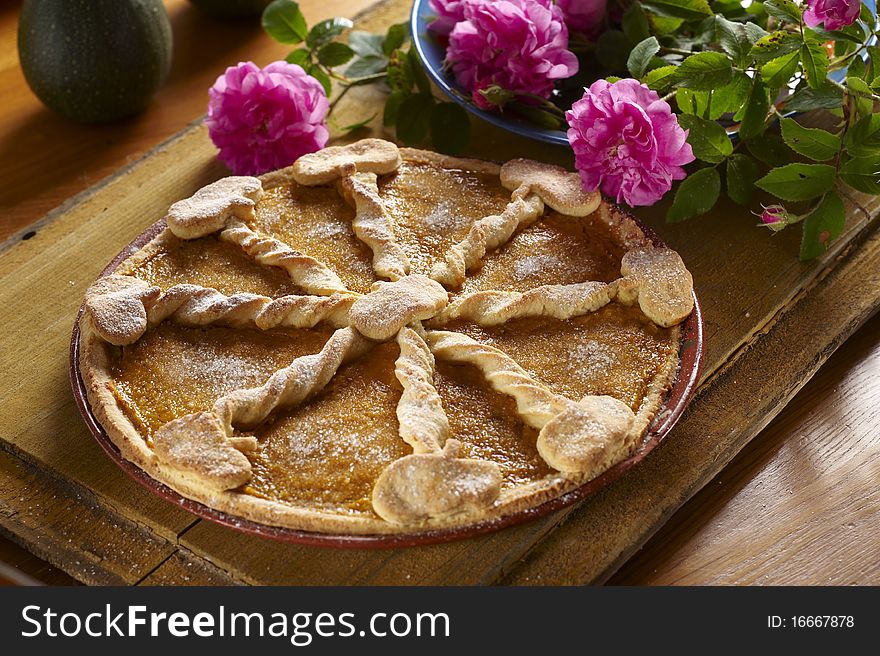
[18,0,173,123]
[187,0,272,19]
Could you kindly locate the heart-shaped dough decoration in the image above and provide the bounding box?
[83,275,161,346]
[372,440,503,523]
[617,247,695,328]
[166,176,263,239]
[292,138,402,186]
[536,395,636,476]
[500,158,601,217]
[152,412,255,492]
[349,275,449,341]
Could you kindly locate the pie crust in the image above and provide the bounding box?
[78,139,695,535]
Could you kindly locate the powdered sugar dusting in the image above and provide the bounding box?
[513,254,562,281]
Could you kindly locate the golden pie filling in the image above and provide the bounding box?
[82,142,691,531]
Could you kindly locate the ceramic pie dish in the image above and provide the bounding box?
[71,139,703,546]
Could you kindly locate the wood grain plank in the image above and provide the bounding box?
[137,547,241,586]
[609,311,880,585]
[501,224,880,584]
[0,448,177,585]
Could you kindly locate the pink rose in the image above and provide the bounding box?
[803,0,861,31]
[555,0,607,36]
[206,61,329,176]
[446,0,579,105]
[566,79,695,207]
[428,0,481,36]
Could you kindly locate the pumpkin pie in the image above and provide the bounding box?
[78,139,694,534]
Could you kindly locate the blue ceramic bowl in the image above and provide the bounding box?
[410,0,877,147]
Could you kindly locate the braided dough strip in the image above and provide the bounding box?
[429,281,612,327]
[213,327,372,432]
[84,275,355,345]
[147,284,355,330]
[339,172,410,281]
[394,326,450,454]
[430,187,544,288]
[220,219,347,295]
[425,330,569,429]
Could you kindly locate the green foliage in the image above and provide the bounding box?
[725,154,760,205]
[678,114,733,163]
[800,193,845,261]
[667,167,721,222]
[756,163,837,201]
[779,118,841,161]
[262,0,308,44]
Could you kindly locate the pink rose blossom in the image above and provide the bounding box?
[428,0,481,36]
[446,0,579,105]
[555,0,607,36]
[803,0,861,31]
[566,79,694,207]
[206,61,329,176]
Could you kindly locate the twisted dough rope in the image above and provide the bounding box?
[338,172,411,281]
[372,326,502,524]
[430,187,545,288]
[164,176,348,296]
[425,330,569,429]
[84,274,356,345]
[428,281,612,327]
[220,218,347,296]
[213,326,372,433]
[393,326,450,454]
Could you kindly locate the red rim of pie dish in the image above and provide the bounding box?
[69,214,704,549]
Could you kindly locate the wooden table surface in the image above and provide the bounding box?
[1,0,878,586]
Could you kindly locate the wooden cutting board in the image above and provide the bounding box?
[0,0,878,585]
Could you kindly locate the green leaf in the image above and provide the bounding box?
[746,134,791,167]
[672,52,734,90]
[667,167,721,222]
[627,37,661,77]
[738,77,769,141]
[383,90,406,127]
[285,48,311,67]
[763,0,802,23]
[812,24,868,44]
[262,0,308,44]
[749,31,802,64]
[800,192,845,260]
[408,46,432,94]
[800,41,830,89]
[317,42,355,67]
[383,22,408,56]
[846,76,875,118]
[345,55,387,78]
[726,153,760,205]
[596,30,632,72]
[622,2,651,44]
[649,15,685,33]
[307,64,332,95]
[396,94,434,145]
[844,114,880,158]
[676,88,709,116]
[784,84,844,111]
[715,15,755,67]
[709,71,751,118]
[678,114,734,163]
[306,17,353,49]
[839,155,880,194]
[348,31,385,58]
[760,51,800,92]
[861,2,875,23]
[780,118,841,161]
[756,163,836,201]
[641,0,713,21]
[339,113,377,132]
[429,102,471,155]
[643,65,678,91]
